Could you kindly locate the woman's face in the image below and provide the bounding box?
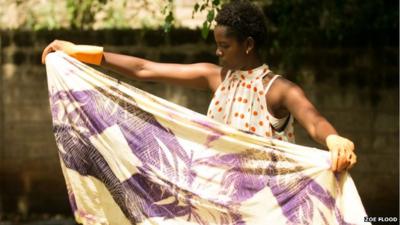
[214,25,247,70]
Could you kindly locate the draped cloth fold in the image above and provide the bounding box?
[45,52,369,225]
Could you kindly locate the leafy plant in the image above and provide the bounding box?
[161,0,222,39]
[161,0,174,33]
[192,0,222,39]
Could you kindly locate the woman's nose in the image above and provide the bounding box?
[215,48,222,57]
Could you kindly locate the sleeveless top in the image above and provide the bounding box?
[207,64,295,143]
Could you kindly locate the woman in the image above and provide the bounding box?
[42,0,356,172]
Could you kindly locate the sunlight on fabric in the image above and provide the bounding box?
[45,52,369,225]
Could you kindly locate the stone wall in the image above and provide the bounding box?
[0,29,398,221]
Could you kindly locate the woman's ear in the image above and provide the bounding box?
[245,37,255,54]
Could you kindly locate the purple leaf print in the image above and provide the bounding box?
[46,52,368,225]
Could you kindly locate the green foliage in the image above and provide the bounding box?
[66,0,101,29]
[3,0,397,47]
[191,0,222,39]
[162,0,174,33]
[265,0,398,46]
[160,0,223,38]
[24,2,60,30]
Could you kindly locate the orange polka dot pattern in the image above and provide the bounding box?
[207,64,295,143]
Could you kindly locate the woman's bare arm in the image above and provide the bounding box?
[268,78,356,172]
[280,82,337,145]
[42,40,223,91]
[101,52,222,91]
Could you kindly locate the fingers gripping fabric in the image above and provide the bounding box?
[45,52,369,225]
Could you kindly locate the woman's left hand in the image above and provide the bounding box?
[326,134,357,172]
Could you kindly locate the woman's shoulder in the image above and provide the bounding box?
[264,74,304,103]
[262,72,293,89]
[262,71,298,87]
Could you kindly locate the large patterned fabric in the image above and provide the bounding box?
[45,52,369,225]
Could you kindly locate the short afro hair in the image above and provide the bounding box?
[215,0,267,48]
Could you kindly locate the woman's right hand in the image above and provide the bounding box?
[41,40,77,64]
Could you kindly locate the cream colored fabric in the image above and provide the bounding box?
[45,52,369,225]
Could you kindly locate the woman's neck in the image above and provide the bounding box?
[239,54,263,70]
